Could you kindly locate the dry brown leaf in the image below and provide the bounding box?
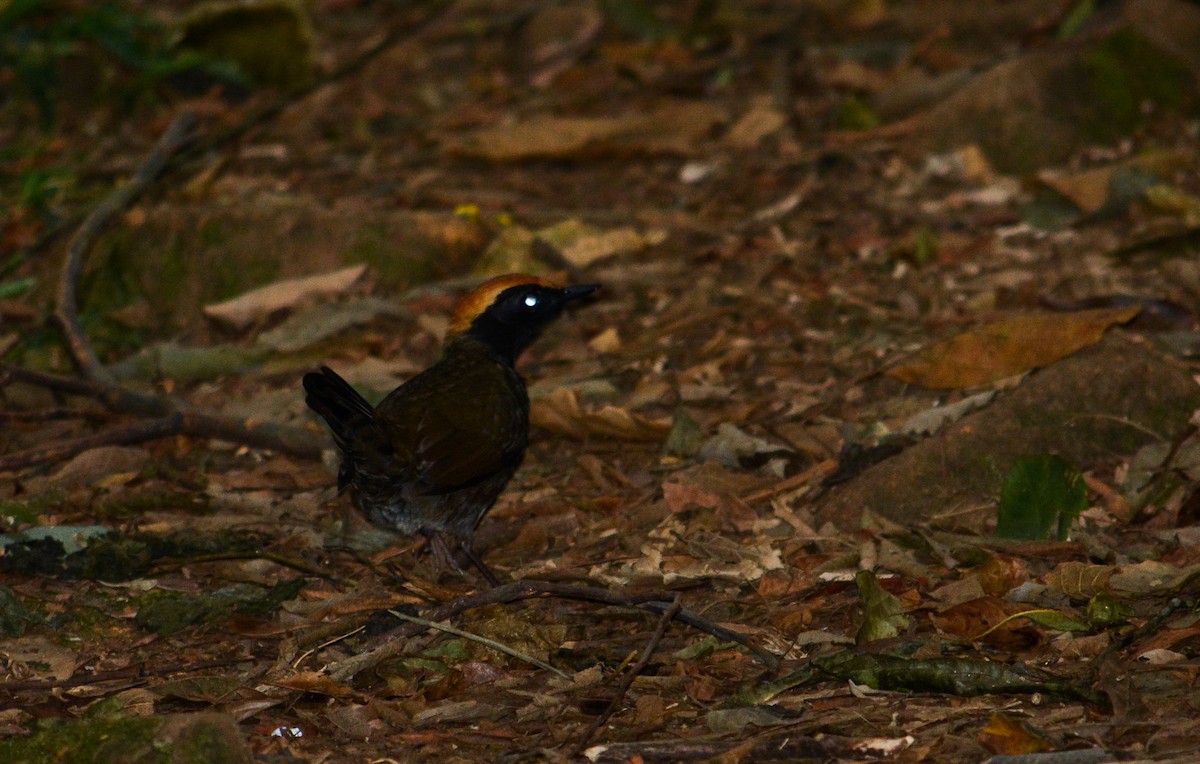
[973,555,1029,597]
[2,637,77,681]
[1109,560,1200,597]
[933,597,1037,648]
[1036,166,1115,214]
[530,388,670,441]
[724,98,787,148]
[978,712,1054,755]
[587,327,621,354]
[203,264,368,330]
[887,307,1140,389]
[662,480,724,514]
[271,671,364,699]
[560,226,648,268]
[1136,623,1200,656]
[39,446,150,491]
[445,100,724,161]
[1041,561,1114,599]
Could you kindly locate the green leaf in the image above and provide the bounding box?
[995,455,1088,541]
[601,0,670,40]
[0,276,36,299]
[1086,592,1134,627]
[1056,0,1096,41]
[1020,609,1090,633]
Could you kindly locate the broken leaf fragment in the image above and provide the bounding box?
[662,405,703,458]
[855,570,911,645]
[1086,592,1133,627]
[888,307,1140,389]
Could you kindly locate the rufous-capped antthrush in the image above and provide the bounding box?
[303,274,599,582]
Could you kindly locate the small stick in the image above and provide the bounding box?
[0,362,324,464]
[56,112,197,382]
[573,594,682,754]
[0,408,114,423]
[0,414,183,473]
[325,579,777,682]
[151,550,335,582]
[0,657,243,696]
[387,609,569,679]
[742,458,838,503]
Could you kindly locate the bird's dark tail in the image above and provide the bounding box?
[303,366,374,435]
[303,366,376,489]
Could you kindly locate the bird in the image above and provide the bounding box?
[302,274,599,584]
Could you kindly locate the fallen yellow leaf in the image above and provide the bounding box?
[888,307,1140,389]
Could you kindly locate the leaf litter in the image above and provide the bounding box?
[3,1,1200,762]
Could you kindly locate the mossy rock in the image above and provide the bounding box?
[0,712,251,764]
[75,199,485,339]
[177,0,316,90]
[815,335,1200,532]
[909,0,1200,173]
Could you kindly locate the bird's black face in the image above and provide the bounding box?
[488,283,599,326]
[467,282,599,362]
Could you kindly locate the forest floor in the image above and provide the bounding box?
[4,1,1200,762]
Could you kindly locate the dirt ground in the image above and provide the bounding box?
[4,1,1200,762]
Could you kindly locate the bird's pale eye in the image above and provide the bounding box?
[524,295,539,307]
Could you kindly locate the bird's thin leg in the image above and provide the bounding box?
[423,529,466,575]
[460,541,501,587]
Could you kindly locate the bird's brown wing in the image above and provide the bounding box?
[375,364,528,496]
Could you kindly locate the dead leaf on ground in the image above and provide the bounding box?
[1035,166,1115,215]
[978,712,1054,755]
[444,100,725,161]
[1,636,77,681]
[271,671,364,699]
[933,597,1040,648]
[724,97,787,148]
[476,218,664,274]
[531,388,670,441]
[888,307,1140,389]
[203,264,369,330]
[34,445,150,491]
[1042,561,1114,599]
[255,298,406,353]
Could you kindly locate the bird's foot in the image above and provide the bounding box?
[421,530,500,587]
[460,540,501,587]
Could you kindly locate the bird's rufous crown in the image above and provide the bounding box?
[447,273,560,337]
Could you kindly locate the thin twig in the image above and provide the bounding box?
[387,609,569,679]
[0,362,324,465]
[2,114,321,468]
[3,5,472,469]
[0,657,243,696]
[0,414,183,473]
[325,579,777,682]
[574,594,682,754]
[293,624,368,669]
[56,112,197,382]
[581,734,834,763]
[151,550,335,581]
